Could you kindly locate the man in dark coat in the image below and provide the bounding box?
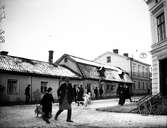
[25,84,31,104]
[124,85,132,102]
[117,84,126,105]
[77,85,84,105]
[94,87,98,100]
[41,87,54,123]
[99,87,103,99]
[72,85,77,103]
[54,80,74,122]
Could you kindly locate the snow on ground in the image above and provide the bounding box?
[0,98,167,128]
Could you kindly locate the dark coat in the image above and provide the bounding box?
[57,83,73,104]
[124,86,131,99]
[77,87,84,101]
[25,86,30,96]
[41,93,54,113]
[117,85,126,105]
[99,87,103,96]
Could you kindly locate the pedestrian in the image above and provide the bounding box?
[94,87,98,100]
[72,84,77,103]
[77,85,84,106]
[40,87,54,124]
[54,79,74,122]
[25,84,31,104]
[117,84,125,106]
[124,85,132,102]
[99,87,103,99]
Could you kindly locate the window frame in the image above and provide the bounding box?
[41,81,48,93]
[106,56,111,63]
[7,79,19,95]
[156,12,166,42]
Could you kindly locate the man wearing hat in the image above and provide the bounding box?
[41,87,54,123]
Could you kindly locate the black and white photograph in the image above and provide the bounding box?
[0,0,167,127]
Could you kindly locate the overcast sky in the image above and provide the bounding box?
[0,0,152,64]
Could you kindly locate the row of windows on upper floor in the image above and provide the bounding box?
[132,71,150,78]
[132,63,149,72]
[106,56,150,70]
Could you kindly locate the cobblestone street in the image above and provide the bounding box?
[0,98,167,128]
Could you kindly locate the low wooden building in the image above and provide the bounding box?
[0,53,80,104]
[56,54,133,98]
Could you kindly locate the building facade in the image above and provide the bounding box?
[0,51,80,104]
[94,49,151,95]
[145,0,167,96]
[56,54,133,98]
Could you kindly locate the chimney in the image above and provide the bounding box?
[113,49,118,54]
[48,50,54,64]
[123,53,129,57]
[0,51,8,55]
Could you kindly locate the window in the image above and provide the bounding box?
[157,12,166,42]
[41,81,48,93]
[106,56,111,63]
[133,81,136,89]
[138,81,140,89]
[138,65,141,76]
[110,85,114,91]
[106,84,110,92]
[132,63,137,76]
[142,66,145,77]
[7,79,18,95]
[64,57,68,63]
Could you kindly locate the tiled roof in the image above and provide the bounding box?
[0,55,79,78]
[78,63,133,83]
[66,54,133,83]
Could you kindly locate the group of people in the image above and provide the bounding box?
[93,86,104,100]
[117,84,132,106]
[25,82,133,124]
[39,79,74,123]
[72,85,84,105]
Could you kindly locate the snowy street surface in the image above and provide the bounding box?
[0,98,167,128]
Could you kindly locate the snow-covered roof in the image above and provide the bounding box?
[70,55,121,72]
[58,54,133,83]
[0,55,79,78]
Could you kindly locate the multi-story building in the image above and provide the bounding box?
[145,0,167,96]
[94,49,151,95]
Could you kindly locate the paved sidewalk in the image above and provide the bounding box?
[0,97,167,128]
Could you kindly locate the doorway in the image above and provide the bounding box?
[159,58,167,96]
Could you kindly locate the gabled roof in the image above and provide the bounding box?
[0,54,79,78]
[56,54,133,83]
